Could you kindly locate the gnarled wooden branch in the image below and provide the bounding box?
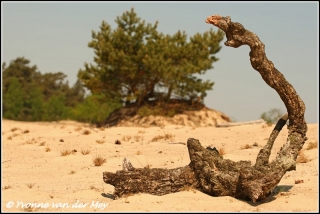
[103,15,307,203]
[103,158,198,199]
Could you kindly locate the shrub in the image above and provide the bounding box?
[93,155,106,166]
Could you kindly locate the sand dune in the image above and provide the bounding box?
[1,119,318,212]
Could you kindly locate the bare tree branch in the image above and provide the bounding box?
[103,15,308,203]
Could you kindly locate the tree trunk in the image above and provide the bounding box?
[103,158,198,199]
[103,15,307,202]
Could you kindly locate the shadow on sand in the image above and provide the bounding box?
[237,185,294,206]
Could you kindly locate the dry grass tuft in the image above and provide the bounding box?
[134,135,144,142]
[25,138,38,145]
[69,170,76,175]
[11,127,19,132]
[39,142,46,146]
[90,185,98,191]
[122,135,132,142]
[60,149,72,156]
[93,154,107,166]
[96,139,105,144]
[23,129,30,134]
[240,144,252,150]
[164,133,175,140]
[83,129,91,135]
[151,133,175,142]
[151,135,162,142]
[306,142,318,150]
[297,150,309,163]
[138,130,146,134]
[45,147,51,152]
[81,149,91,155]
[3,185,12,190]
[25,183,36,189]
[144,164,152,169]
[90,185,103,192]
[218,148,226,156]
[12,133,20,137]
[75,127,82,131]
[136,150,142,155]
[22,205,41,212]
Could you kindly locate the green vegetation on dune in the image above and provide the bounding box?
[2,8,224,125]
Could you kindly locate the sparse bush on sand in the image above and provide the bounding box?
[93,155,106,166]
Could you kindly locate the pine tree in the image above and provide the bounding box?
[78,8,224,108]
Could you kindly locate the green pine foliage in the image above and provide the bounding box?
[2,9,224,123]
[78,8,224,108]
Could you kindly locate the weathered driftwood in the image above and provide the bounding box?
[104,159,198,199]
[216,119,266,127]
[103,15,307,202]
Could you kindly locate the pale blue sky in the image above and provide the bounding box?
[2,2,318,123]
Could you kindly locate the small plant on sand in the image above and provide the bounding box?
[138,130,146,134]
[45,147,51,152]
[81,149,91,155]
[23,129,30,134]
[25,138,38,145]
[83,129,91,135]
[134,135,143,142]
[164,133,175,140]
[144,164,152,169]
[22,205,40,212]
[90,185,102,192]
[96,139,105,144]
[151,133,175,142]
[122,135,132,142]
[218,148,226,156]
[93,154,107,166]
[240,144,252,150]
[11,127,19,132]
[296,151,309,163]
[3,185,12,190]
[75,127,82,131]
[7,136,12,140]
[151,135,162,142]
[306,141,318,150]
[60,149,72,156]
[39,142,46,146]
[25,183,36,189]
[12,133,20,138]
[136,150,142,155]
[69,170,76,175]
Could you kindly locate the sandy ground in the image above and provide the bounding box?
[1,119,318,212]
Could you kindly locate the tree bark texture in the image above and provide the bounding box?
[103,158,198,199]
[103,15,307,202]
